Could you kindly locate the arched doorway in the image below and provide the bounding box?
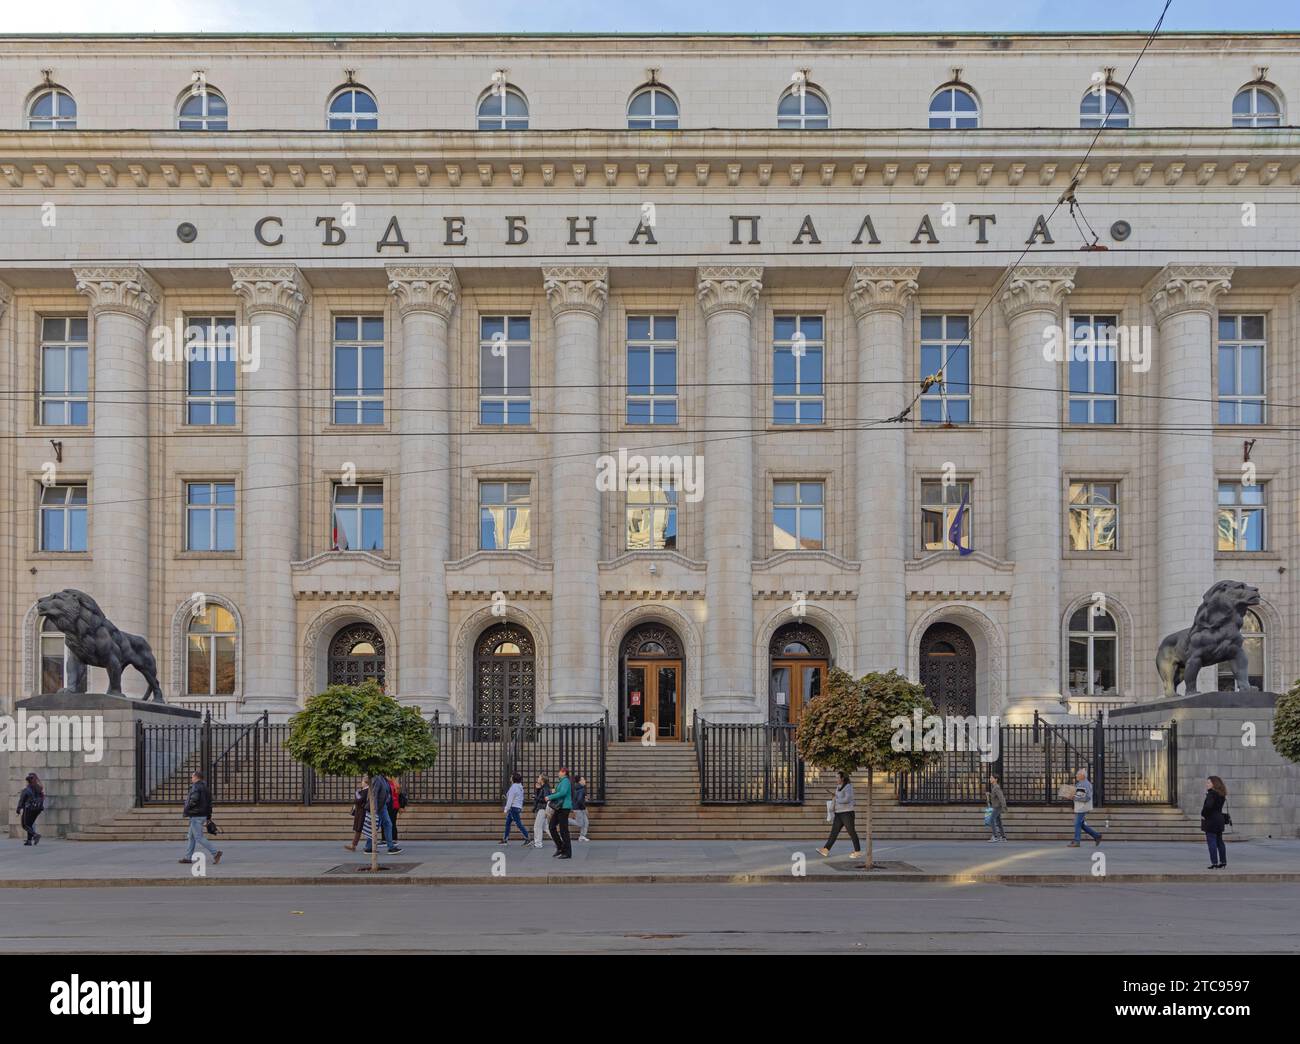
[474,623,536,728]
[919,622,976,716]
[768,622,829,725]
[619,622,683,742]
[328,623,386,689]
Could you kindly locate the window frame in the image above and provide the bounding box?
[476,84,529,131]
[625,480,678,551]
[625,314,679,426]
[777,84,830,129]
[331,481,385,552]
[1216,480,1266,553]
[478,479,533,551]
[1232,85,1282,128]
[1067,480,1120,553]
[185,603,238,698]
[772,314,825,426]
[772,479,825,552]
[1068,606,1120,698]
[1218,608,1266,690]
[1067,313,1120,425]
[919,313,972,425]
[26,86,77,130]
[928,85,980,129]
[38,315,89,427]
[478,315,532,426]
[1079,84,1132,128]
[39,482,88,553]
[920,478,972,553]
[185,480,236,553]
[1216,313,1267,426]
[331,314,385,426]
[177,84,228,130]
[39,615,86,695]
[326,86,379,131]
[627,85,679,129]
[183,314,238,426]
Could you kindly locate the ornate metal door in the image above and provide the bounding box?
[328,624,386,689]
[919,623,976,716]
[474,623,536,728]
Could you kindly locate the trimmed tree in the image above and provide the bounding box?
[285,681,439,872]
[795,668,938,868]
[1273,681,1300,765]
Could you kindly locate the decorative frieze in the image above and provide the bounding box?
[696,265,763,317]
[229,264,309,321]
[386,264,459,319]
[1149,264,1233,323]
[72,266,161,322]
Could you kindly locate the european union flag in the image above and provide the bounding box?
[949,489,973,556]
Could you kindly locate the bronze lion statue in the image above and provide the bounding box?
[35,588,163,701]
[1156,580,1261,697]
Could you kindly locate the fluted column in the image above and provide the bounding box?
[543,266,608,721]
[231,265,309,717]
[1000,266,1075,720]
[1150,264,1232,692]
[74,267,160,694]
[388,265,459,718]
[847,266,918,675]
[697,266,764,720]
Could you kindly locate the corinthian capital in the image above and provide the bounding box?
[387,265,459,320]
[696,265,764,318]
[229,264,309,322]
[846,266,920,319]
[542,265,609,318]
[73,266,161,323]
[1149,264,1233,323]
[999,265,1076,323]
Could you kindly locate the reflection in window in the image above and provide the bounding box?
[626,481,677,550]
[1219,609,1265,690]
[40,616,85,694]
[773,481,824,551]
[921,479,970,552]
[332,483,383,551]
[1217,481,1264,552]
[1069,606,1118,696]
[188,604,237,697]
[479,480,532,551]
[1069,481,1118,551]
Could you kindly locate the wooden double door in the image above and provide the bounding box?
[769,660,827,725]
[623,659,682,741]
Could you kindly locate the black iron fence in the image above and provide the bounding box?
[137,713,608,807]
[696,713,803,804]
[896,712,1177,806]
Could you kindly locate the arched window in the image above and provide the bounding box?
[327,622,386,688]
[474,623,536,727]
[928,85,979,129]
[1068,606,1118,697]
[39,616,85,694]
[187,604,237,696]
[327,86,379,130]
[27,86,77,130]
[628,85,679,129]
[178,84,228,130]
[768,622,829,724]
[477,85,529,131]
[1080,84,1131,128]
[1219,609,1266,690]
[1232,84,1282,128]
[777,84,829,129]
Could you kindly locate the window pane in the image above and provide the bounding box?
[773,508,797,549]
[653,349,676,393]
[628,348,651,394]
[188,636,211,694]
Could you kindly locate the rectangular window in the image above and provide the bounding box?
[1217,481,1265,552]
[626,315,678,425]
[186,481,236,552]
[332,482,384,551]
[479,316,531,425]
[184,315,237,425]
[479,480,532,550]
[1217,314,1266,425]
[919,314,971,424]
[921,479,972,552]
[773,315,824,425]
[1068,481,1119,551]
[39,316,89,426]
[1068,314,1119,425]
[333,316,384,424]
[626,481,677,550]
[40,483,88,552]
[772,481,824,551]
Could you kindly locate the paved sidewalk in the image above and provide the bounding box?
[1,836,1297,885]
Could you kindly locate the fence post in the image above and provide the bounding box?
[201,714,212,785]
[253,715,262,804]
[1169,719,1178,806]
[1094,712,1105,807]
[1041,713,1052,805]
[134,720,145,807]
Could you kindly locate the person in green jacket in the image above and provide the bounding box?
[547,767,573,858]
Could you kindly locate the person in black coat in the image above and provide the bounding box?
[180,770,222,865]
[1201,775,1229,869]
[16,773,44,846]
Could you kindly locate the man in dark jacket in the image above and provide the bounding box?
[364,773,401,854]
[180,770,222,865]
[16,773,44,846]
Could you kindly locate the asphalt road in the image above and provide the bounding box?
[3,881,1299,953]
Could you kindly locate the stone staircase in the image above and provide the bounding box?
[71,740,1202,841]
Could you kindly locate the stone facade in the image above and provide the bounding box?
[0,32,1298,732]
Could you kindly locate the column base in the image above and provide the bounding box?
[699,693,765,723]
[396,692,452,721]
[1000,695,1067,725]
[540,694,607,724]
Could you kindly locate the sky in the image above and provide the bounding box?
[0,0,1295,35]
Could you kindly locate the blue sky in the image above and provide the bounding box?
[0,0,1295,34]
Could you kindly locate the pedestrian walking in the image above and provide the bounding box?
[530,774,552,849]
[16,772,44,846]
[1067,768,1102,847]
[387,774,406,842]
[1202,775,1229,869]
[363,773,402,854]
[178,770,223,865]
[986,773,1008,842]
[344,776,369,851]
[818,771,862,858]
[501,772,530,845]
[547,767,573,858]
[572,774,590,842]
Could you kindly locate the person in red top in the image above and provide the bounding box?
[386,776,405,843]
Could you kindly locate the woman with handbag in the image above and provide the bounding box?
[16,773,44,846]
[986,774,1008,842]
[818,772,861,859]
[530,774,552,850]
[1201,775,1229,869]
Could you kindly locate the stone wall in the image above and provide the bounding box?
[1111,692,1300,841]
[5,694,200,839]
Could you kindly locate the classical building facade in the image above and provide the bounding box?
[0,32,1297,733]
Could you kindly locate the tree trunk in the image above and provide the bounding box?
[368,783,379,873]
[864,766,874,869]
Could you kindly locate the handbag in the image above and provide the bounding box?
[825,799,835,823]
[983,807,995,827]
[205,818,220,836]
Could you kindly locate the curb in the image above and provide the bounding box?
[2,871,1297,887]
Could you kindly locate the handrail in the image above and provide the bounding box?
[212,710,268,768]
